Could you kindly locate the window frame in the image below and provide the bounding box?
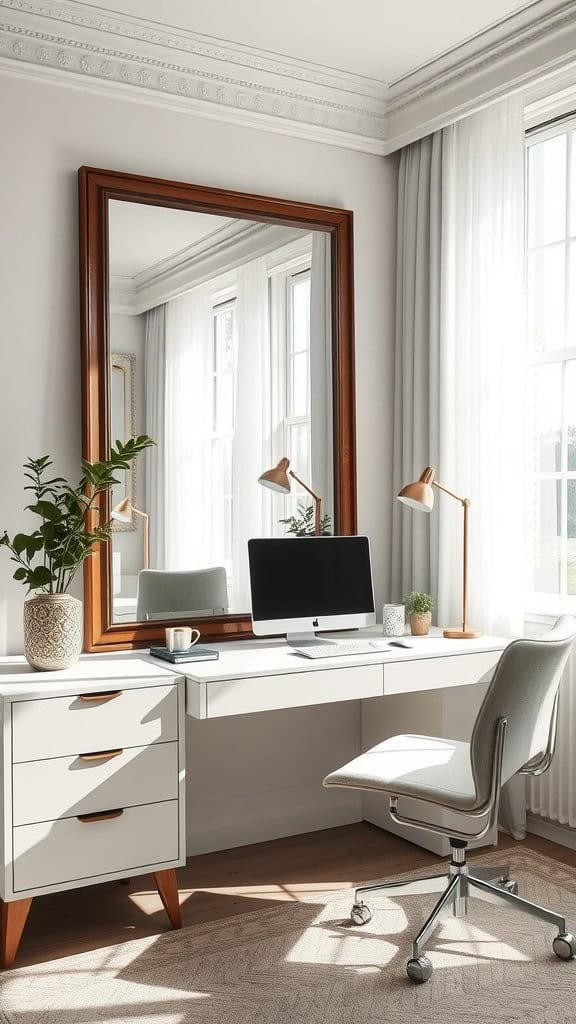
[525,116,576,616]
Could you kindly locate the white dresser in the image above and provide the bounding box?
[0,657,186,968]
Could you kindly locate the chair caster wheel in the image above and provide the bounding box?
[499,878,518,895]
[553,932,576,960]
[350,902,373,925]
[406,955,433,983]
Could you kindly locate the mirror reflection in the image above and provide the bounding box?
[108,199,333,623]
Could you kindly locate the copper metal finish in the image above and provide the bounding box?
[79,749,124,762]
[77,808,124,823]
[398,467,481,639]
[79,691,122,703]
[259,458,323,535]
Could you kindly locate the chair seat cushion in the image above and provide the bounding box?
[323,734,479,811]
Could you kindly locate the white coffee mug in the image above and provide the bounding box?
[166,626,200,652]
[382,604,405,637]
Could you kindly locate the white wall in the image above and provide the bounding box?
[0,73,397,851]
[0,75,397,652]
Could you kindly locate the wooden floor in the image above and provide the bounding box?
[14,824,576,968]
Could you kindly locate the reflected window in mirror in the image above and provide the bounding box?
[108,200,333,624]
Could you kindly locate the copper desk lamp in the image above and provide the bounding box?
[111,497,150,569]
[397,467,480,639]
[258,458,322,536]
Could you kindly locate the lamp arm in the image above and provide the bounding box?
[288,471,321,503]
[432,480,468,505]
[288,471,322,537]
[131,506,149,570]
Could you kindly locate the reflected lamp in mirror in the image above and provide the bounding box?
[111,498,150,569]
[397,466,480,640]
[259,458,322,536]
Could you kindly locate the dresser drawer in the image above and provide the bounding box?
[205,664,383,718]
[13,799,180,892]
[11,683,178,763]
[383,651,500,695]
[12,741,179,826]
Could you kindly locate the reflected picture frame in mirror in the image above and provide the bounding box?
[79,167,356,651]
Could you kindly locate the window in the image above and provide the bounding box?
[526,123,576,612]
[268,256,313,525]
[210,296,236,568]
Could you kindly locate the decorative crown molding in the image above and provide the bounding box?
[1,0,576,154]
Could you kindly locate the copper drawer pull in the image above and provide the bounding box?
[78,749,123,762]
[77,808,124,824]
[79,691,122,704]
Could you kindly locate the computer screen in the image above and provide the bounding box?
[248,536,375,637]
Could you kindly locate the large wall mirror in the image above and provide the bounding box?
[79,167,356,651]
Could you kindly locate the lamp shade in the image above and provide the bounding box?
[258,458,291,495]
[397,467,435,512]
[111,497,133,523]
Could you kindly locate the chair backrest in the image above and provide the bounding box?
[470,615,576,808]
[136,567,229,621]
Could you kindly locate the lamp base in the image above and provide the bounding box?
[443,627,482,640]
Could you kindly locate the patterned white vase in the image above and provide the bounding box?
[23,594,83,671]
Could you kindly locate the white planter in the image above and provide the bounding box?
[23,594,83,671]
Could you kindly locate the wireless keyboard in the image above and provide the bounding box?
[292,642,390,659]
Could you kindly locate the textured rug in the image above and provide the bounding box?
[2,849,576,1024]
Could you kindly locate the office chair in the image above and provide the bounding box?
[136,567,228,621]
[323,615,576,983]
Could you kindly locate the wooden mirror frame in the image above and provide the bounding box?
[79,166,356,652]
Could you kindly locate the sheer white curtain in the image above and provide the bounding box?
[144,305,167,569]
[231,257,268,609]
[392,96,527,838]
[439,96,526,839]
[145,286,212,572]
[310,232,333,519]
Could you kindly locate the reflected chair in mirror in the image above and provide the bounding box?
[136,568,229,622]
[323,615,576,983]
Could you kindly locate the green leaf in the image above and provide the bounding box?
[28,565,54,588]
[26,501,62,522]
[12,533,33,555]
[13,567,28,581]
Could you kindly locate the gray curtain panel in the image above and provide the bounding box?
[390,132,443,603]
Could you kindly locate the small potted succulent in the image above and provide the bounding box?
[1,437,153,670]
[404,591,435,636]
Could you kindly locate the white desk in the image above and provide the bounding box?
[181,630,504,719]
[0,629,508,965]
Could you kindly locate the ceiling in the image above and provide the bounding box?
[76,0,536,82]
[108,202,235,277]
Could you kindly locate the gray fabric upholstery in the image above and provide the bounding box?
[324,734,477,810]
[136,567,228,621]
[323,617,576,815]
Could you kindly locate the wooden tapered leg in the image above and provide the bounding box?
[153,869,182,929]
[1,897,33,969]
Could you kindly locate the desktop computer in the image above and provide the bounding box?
[248,536,376,646]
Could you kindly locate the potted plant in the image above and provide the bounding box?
[279,502,332,537]
[1,437,153,670]
[404,591,435,636]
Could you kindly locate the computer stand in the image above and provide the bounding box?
[286,632,335,647]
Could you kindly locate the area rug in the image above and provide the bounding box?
[2,849,576,1024]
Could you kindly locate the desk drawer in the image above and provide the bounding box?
[206,664,383,718]
[12,741,179,826]
[12,683,178,763]
[383,651,500,695]
[13,799,179,892]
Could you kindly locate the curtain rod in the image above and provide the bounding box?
[526,108,576,136]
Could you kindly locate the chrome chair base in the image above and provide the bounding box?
[351,857,576,983]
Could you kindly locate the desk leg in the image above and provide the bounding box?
[153,869,182,929]
[1,897,33,968]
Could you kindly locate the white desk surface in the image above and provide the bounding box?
[0,628,509,699]
[178,628,508,683]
